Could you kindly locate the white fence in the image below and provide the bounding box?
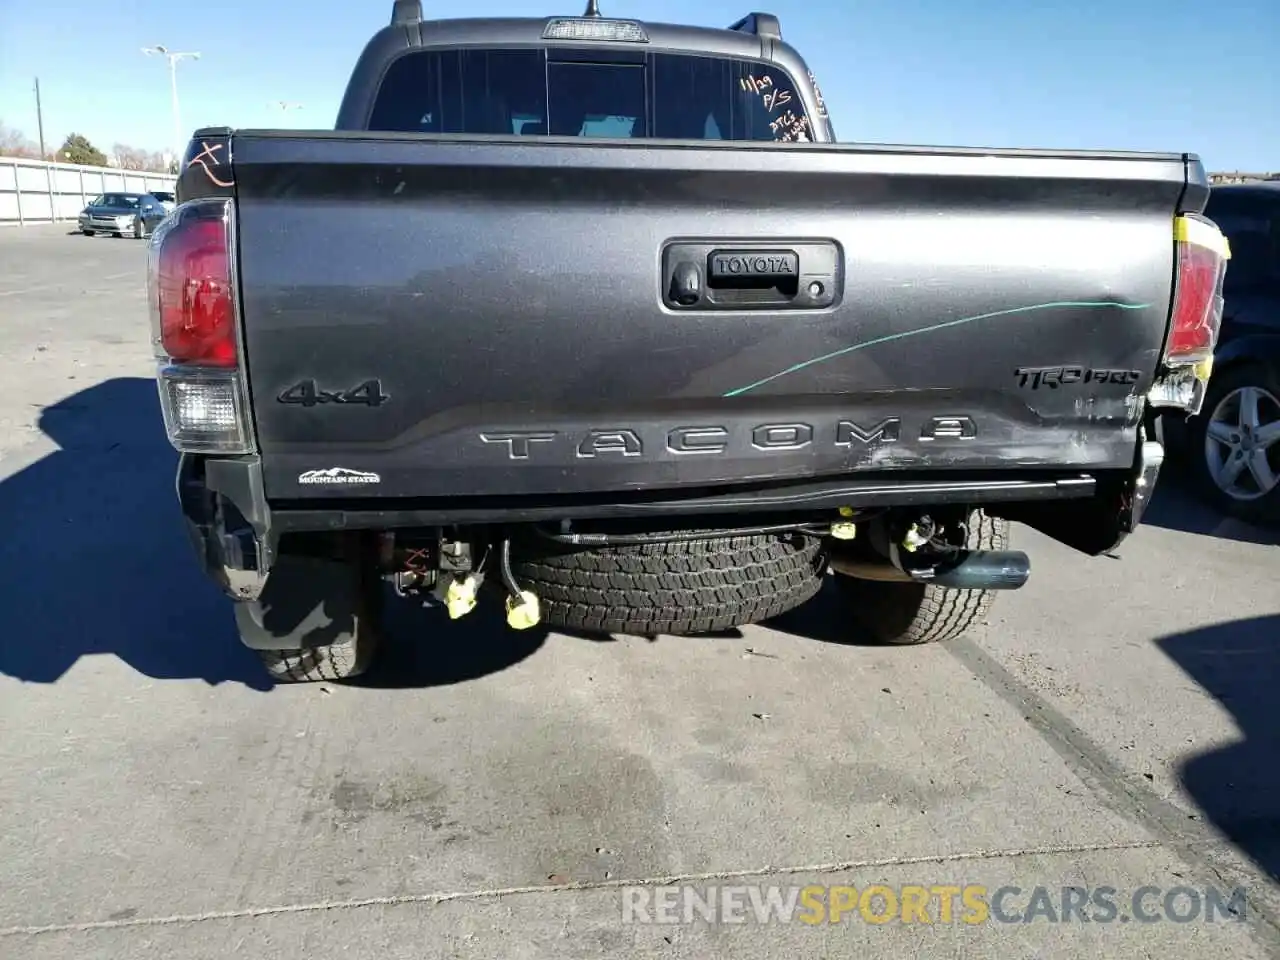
[0,157,178,226]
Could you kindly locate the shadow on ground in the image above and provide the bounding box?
[352,592,548,689]
[765,577,877,646]
[1143,461,1279,546]
[0,377,543,692]
[358,604,755,686]
[0,378,273,689]
[1157,614,1280,882]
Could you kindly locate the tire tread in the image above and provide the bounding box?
[513,533,826,635]
[838,510,1005,645]
[256,640,370,683]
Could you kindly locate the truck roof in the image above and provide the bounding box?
[334,3,823,134]
[397,14,787,62]
[389,0,786,55]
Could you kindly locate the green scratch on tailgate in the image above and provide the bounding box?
[721,300,1153,398]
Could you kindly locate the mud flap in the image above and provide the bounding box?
[233,554,363,651]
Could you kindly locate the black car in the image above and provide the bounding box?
[1182,182,1280,521]
[77,192,168,239]
[149,190,177,213]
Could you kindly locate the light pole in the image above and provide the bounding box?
[33,77,47,160]
[142,45,200,168]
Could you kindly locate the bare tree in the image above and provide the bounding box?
[0,120,43,159]
[112,143,151,170]
[3,123,174,168]
[107,143,173,173]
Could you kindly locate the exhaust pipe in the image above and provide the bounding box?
[830,549,1030,591]
[921,550,1030,590]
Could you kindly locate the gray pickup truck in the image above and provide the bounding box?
[152,1,1229,682]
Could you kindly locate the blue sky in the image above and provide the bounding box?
[1,0,1276,170]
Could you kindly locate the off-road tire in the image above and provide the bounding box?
[234,551,383,683]
[836,509,1006,645]
[253,637,376,683]
[511,531,827,636]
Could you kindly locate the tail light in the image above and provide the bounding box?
[1165,214,1230,365]
[148,198,254,454]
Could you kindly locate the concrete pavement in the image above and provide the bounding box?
[1,224,1277,958]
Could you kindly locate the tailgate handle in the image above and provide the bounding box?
[663,241,839,311]
[708,249,800,296]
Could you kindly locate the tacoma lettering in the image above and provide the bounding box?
[577,429,643,459]
[752,423,813,450]
[479,416,975,460]
[668,426,730,454]
[920,416,977,441]
[836,418,901,445]
[479,430,556,459]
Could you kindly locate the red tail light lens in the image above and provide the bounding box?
[149,198,253,454]
[152,205,236,366]
[1166,215,1230,364]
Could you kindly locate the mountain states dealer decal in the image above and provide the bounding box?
[297,467,381,486]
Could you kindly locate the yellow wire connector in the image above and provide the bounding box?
[444,575,479,619]
[837,505,856,518]
[505,590,541,630]
[901,524,929,553]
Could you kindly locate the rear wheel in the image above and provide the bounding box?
[234,550,383,683]
[252,633,376,683]
[835,508,1006,645]
[81,229,94,236]
[511,529,827,636]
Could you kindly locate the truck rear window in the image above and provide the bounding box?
[368,48,814,142]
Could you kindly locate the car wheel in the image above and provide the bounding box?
[81,229,94,236]
[833,508,1006,645]
[1188,363,1280,523]
[234,551,383,683]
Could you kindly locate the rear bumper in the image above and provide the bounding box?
[266,472,1098,530]
[178,430,1166,601]
[256,407,1152,503]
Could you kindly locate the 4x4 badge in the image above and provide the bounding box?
[278,379,389,407]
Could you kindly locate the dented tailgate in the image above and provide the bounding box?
[228,133,1190,501]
